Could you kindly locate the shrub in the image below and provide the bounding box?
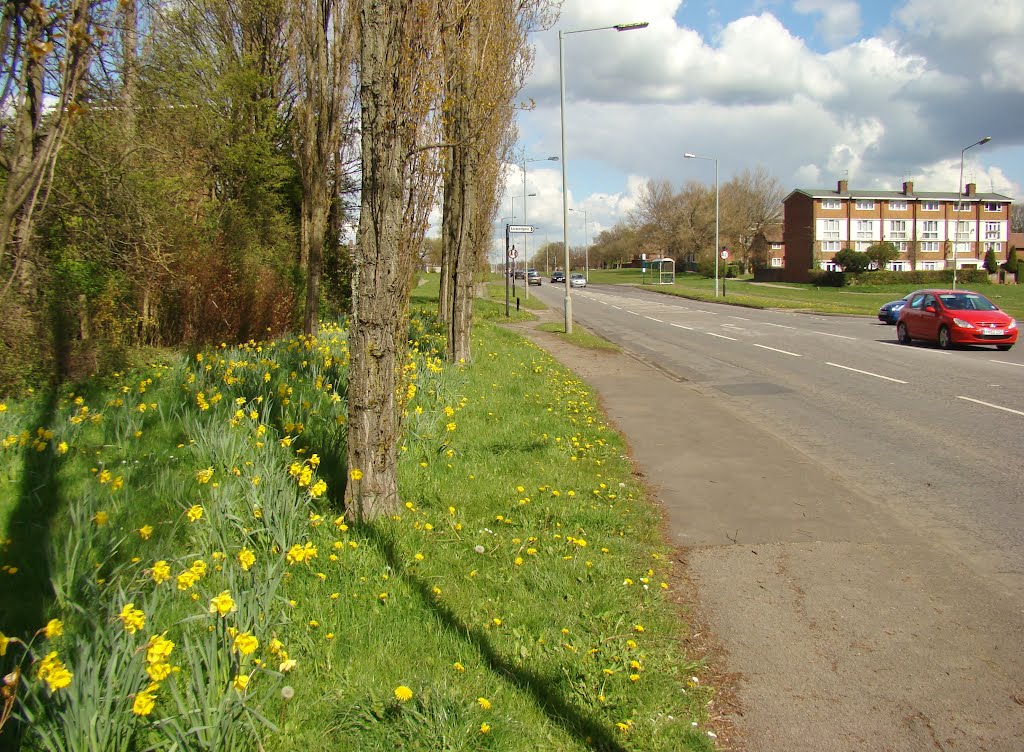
[833,248,871,273]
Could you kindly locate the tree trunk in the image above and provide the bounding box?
[346,0,421,521]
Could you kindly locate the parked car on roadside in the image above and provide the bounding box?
[569,273,587,289]
[527,269,541,286]
[896,289,1016,350]
[878,290,927,325]
[551,271,565,283]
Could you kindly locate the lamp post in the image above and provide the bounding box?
[684,152,719,297]
[953,136,992,290]
[569,208,589,281]
[560,21,648,333]
[523,155,557,270]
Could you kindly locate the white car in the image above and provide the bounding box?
[569,273,587,288]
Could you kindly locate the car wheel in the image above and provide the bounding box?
[896,322,911,344]
[937,325,953,350]
[996,344,1013,351]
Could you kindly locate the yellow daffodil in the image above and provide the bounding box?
[237,548,256,571]
[209,590,237,617]
[151,560,171,585]
[132,682,160,716]
[232,674,250,693]
[349,468,363,481]
[233,632,259,656]
[44,619,63,639]
[37,652,73,692]
[139,525,154,540]
[118,603,146,634]
[186,505,204,522]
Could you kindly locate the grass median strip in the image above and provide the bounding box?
[0,308,716,751]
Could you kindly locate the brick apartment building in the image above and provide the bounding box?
[781,179,1014,282]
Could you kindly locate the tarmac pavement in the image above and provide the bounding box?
[507,307,1024,752]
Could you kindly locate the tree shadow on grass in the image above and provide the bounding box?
[358,522,630,752]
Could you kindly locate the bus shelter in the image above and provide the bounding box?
[641,257,675,285]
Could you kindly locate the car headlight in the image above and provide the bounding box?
[1009,319,1017,330]
[952,318,975,329]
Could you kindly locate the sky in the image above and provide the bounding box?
[495,0,1024,264]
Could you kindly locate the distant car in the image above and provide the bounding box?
[878,290,926,325]
[513,269,526,280]
[896,289,1016,350]
[551,271,565,283]
[569,273,587,289]
[527,269,541,286]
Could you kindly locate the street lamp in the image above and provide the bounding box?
[569,208,589,281]
[684,152,719,297]
[560,21,648,333]
[523,155,557,272]
[953,136,992,290]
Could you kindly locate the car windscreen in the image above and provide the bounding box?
[938,293,998,311]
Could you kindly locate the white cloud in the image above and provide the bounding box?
[794,0,861,46]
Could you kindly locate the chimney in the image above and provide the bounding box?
[966,182,976,196]
[903,180,913,195]
[837,179,848,194]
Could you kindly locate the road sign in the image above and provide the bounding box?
[508,225,534,233]
[720,250,729,259]
[508,248,518,258]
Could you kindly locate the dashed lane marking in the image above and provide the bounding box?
[754,344,803,357]
[826,362,907,383]
[957,396,1024,416]
[813,331,857,340]
[707,332,738,341]
[671,323,694,331]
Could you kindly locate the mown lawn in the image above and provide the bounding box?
[0,286,717,751]
[585,268,1024,319]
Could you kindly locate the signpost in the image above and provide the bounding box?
[720,249,729,296]
[505,225,534,317]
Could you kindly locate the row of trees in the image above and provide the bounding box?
[0,0,557,520]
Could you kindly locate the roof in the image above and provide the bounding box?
[784,188,1013,203]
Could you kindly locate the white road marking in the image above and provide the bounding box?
[813,331,857,340]
[707,332,738,341]
[627,310,640,316]
[766,323,795,330]
[992,360,1024,368]
[957,396,1024,417]
[754,344,803,357]
[671,323,693,331]
[645,316,663,323]
[826,362,907,384]
[729,315,750,321]
[878,342,950,355]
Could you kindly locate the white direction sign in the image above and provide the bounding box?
[508,225,534,233]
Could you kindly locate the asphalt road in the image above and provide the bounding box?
[524,281,1024,751]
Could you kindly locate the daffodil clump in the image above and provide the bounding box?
[1,303,717,751]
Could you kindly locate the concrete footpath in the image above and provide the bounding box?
[508,310,1024,752]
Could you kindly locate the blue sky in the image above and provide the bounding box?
[495,0,1024,261]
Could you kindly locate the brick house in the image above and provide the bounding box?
[781,179,1013,282]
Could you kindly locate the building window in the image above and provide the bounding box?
[770,256,783,268]
[921,261,938,270]
[955,203,972,212]
[888,261,908,271]
[770,242,783,250]
[856,220,874,239]
[921,220,938,239]
[921,202,940,211]
[920,241,939,252]
[821,219,840,240]
[984,222,1000,239]
[821,240,841,252]
[855,241,872,252]
[855,199,874,210]
[889,200,907,210]
[822,261,840,271]
[889,220,907,239]
[985,242,1003,254]
[893,241,908,252]
[984,202,1000,212]
[955,221,970,241]
[821,199,841,210]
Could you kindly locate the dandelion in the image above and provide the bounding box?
[44,619,63,639]
[477,697,492,710]
[209,590,237,617]
[186,504,204,522]
[118,603,146,634]
[93,511,109,526]
[479,723,491,734]
[349,468,363,481]
[633,624,645,633]
[474,545,485,554]
[232,674,250,693]
[139,525,154,540]
[57,441,68,455]
[452,662,465,672]
[393,685,413,702]
[286,542,318,565]
[132,682,159,716]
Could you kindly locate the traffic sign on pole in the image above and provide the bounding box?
[508,225,534,234]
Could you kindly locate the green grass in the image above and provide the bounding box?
[535,323,621,351]
[0,302,716,751]
[587,268,1024,319]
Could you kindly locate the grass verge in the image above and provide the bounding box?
[535,323,621,351]
[0,302,715,750]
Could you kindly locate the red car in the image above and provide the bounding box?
[896,289,1016,351]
